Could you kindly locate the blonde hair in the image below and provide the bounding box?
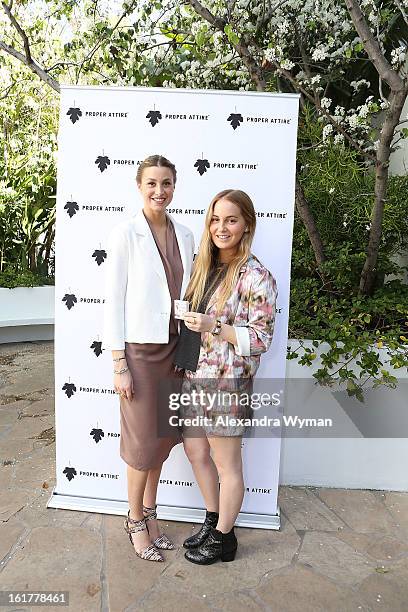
[185,189,256,315]
[136,155,177,185]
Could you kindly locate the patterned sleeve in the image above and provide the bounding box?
[234,269,278,357]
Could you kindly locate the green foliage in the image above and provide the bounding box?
[298,109,408,259]
[289,111,408,398]
[0,268,54,289]
[0,67,57,279]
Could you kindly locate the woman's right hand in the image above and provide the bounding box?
[114,369,134,401]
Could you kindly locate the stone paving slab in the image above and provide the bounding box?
[278,486,346,531]
[255,563,370,612]
[1,341,408,611]
[383,491,408,534]
[297,531,376,588]
[316,488,396,534]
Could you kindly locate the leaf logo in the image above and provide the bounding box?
[90,427,104,443]
[90,340,103,357]
[67,107,82,124]
[63,466,77,481]
[64,201,79,218]
[92,249,107,266]
[62,293,77,310]
[95,155,110,172]
[227,113,243,130]
[194,158,210,176]
[62,382,77,398]
[146,110,162,127]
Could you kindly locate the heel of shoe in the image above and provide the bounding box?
[221,548,237,562]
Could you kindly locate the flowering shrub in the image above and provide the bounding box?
[1,0,407,395]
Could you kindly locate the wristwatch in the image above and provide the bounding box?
[211,318,222,335]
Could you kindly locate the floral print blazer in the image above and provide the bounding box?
[185,254,278,382]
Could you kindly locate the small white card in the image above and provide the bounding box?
[174,299,189,319]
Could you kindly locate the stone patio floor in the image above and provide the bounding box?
[1,340,408,612]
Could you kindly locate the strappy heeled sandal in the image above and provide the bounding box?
[124,511,164,562]
[143,505,175,550]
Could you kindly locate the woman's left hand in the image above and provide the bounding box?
[183,311,215,333]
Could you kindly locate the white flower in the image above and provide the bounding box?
[320,97,332,109]
[264,48,277,62]
[311,75,321,85]
[391,46,406,67]
[335,105,345,116]
[358,104,370,118]
[312,47,327,61]
[323,123,333,140]
[348,114,360,128]
[327,36,336,49]
[329,187,335,194]
[280,58,295,70]
[322,124,333,140]
[334,134,344,145]
[213,31,224,46]
[351,79,370,90]
[368,11,379,24]
[0,67,11,87]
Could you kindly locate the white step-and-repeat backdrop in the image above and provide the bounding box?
[48,85,299,529]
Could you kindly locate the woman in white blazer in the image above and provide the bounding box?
[103,155,194,562]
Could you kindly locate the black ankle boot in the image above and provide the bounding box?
[183,511,219,549]
[184,526,237,565]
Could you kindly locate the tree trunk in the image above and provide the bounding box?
[359,87,408,295]
[295,178,326,268]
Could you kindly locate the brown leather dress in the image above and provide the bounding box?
[120,217,183,470]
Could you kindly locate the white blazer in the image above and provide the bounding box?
[102,210,195,350]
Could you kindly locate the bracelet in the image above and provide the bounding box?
[113,357,126,362]
[211,318,222,335]
[114,366,129,375]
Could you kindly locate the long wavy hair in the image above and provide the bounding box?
[185,189,256,315]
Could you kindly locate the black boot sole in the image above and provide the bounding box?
[184,549,237,564]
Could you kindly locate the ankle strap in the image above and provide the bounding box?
[124,513,146,534]
[143,505,157,520]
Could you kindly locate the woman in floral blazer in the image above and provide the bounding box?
[174,189,277,566]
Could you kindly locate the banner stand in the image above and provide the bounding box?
[53,85,299,528]
[47,488,280,529]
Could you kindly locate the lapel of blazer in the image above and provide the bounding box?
[131,210,166,284]
[167,213,191,297]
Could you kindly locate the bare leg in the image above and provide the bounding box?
[183,435,219,512]
[126,464,151,551]
[207,437,244,533]
[142,465,163,542]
